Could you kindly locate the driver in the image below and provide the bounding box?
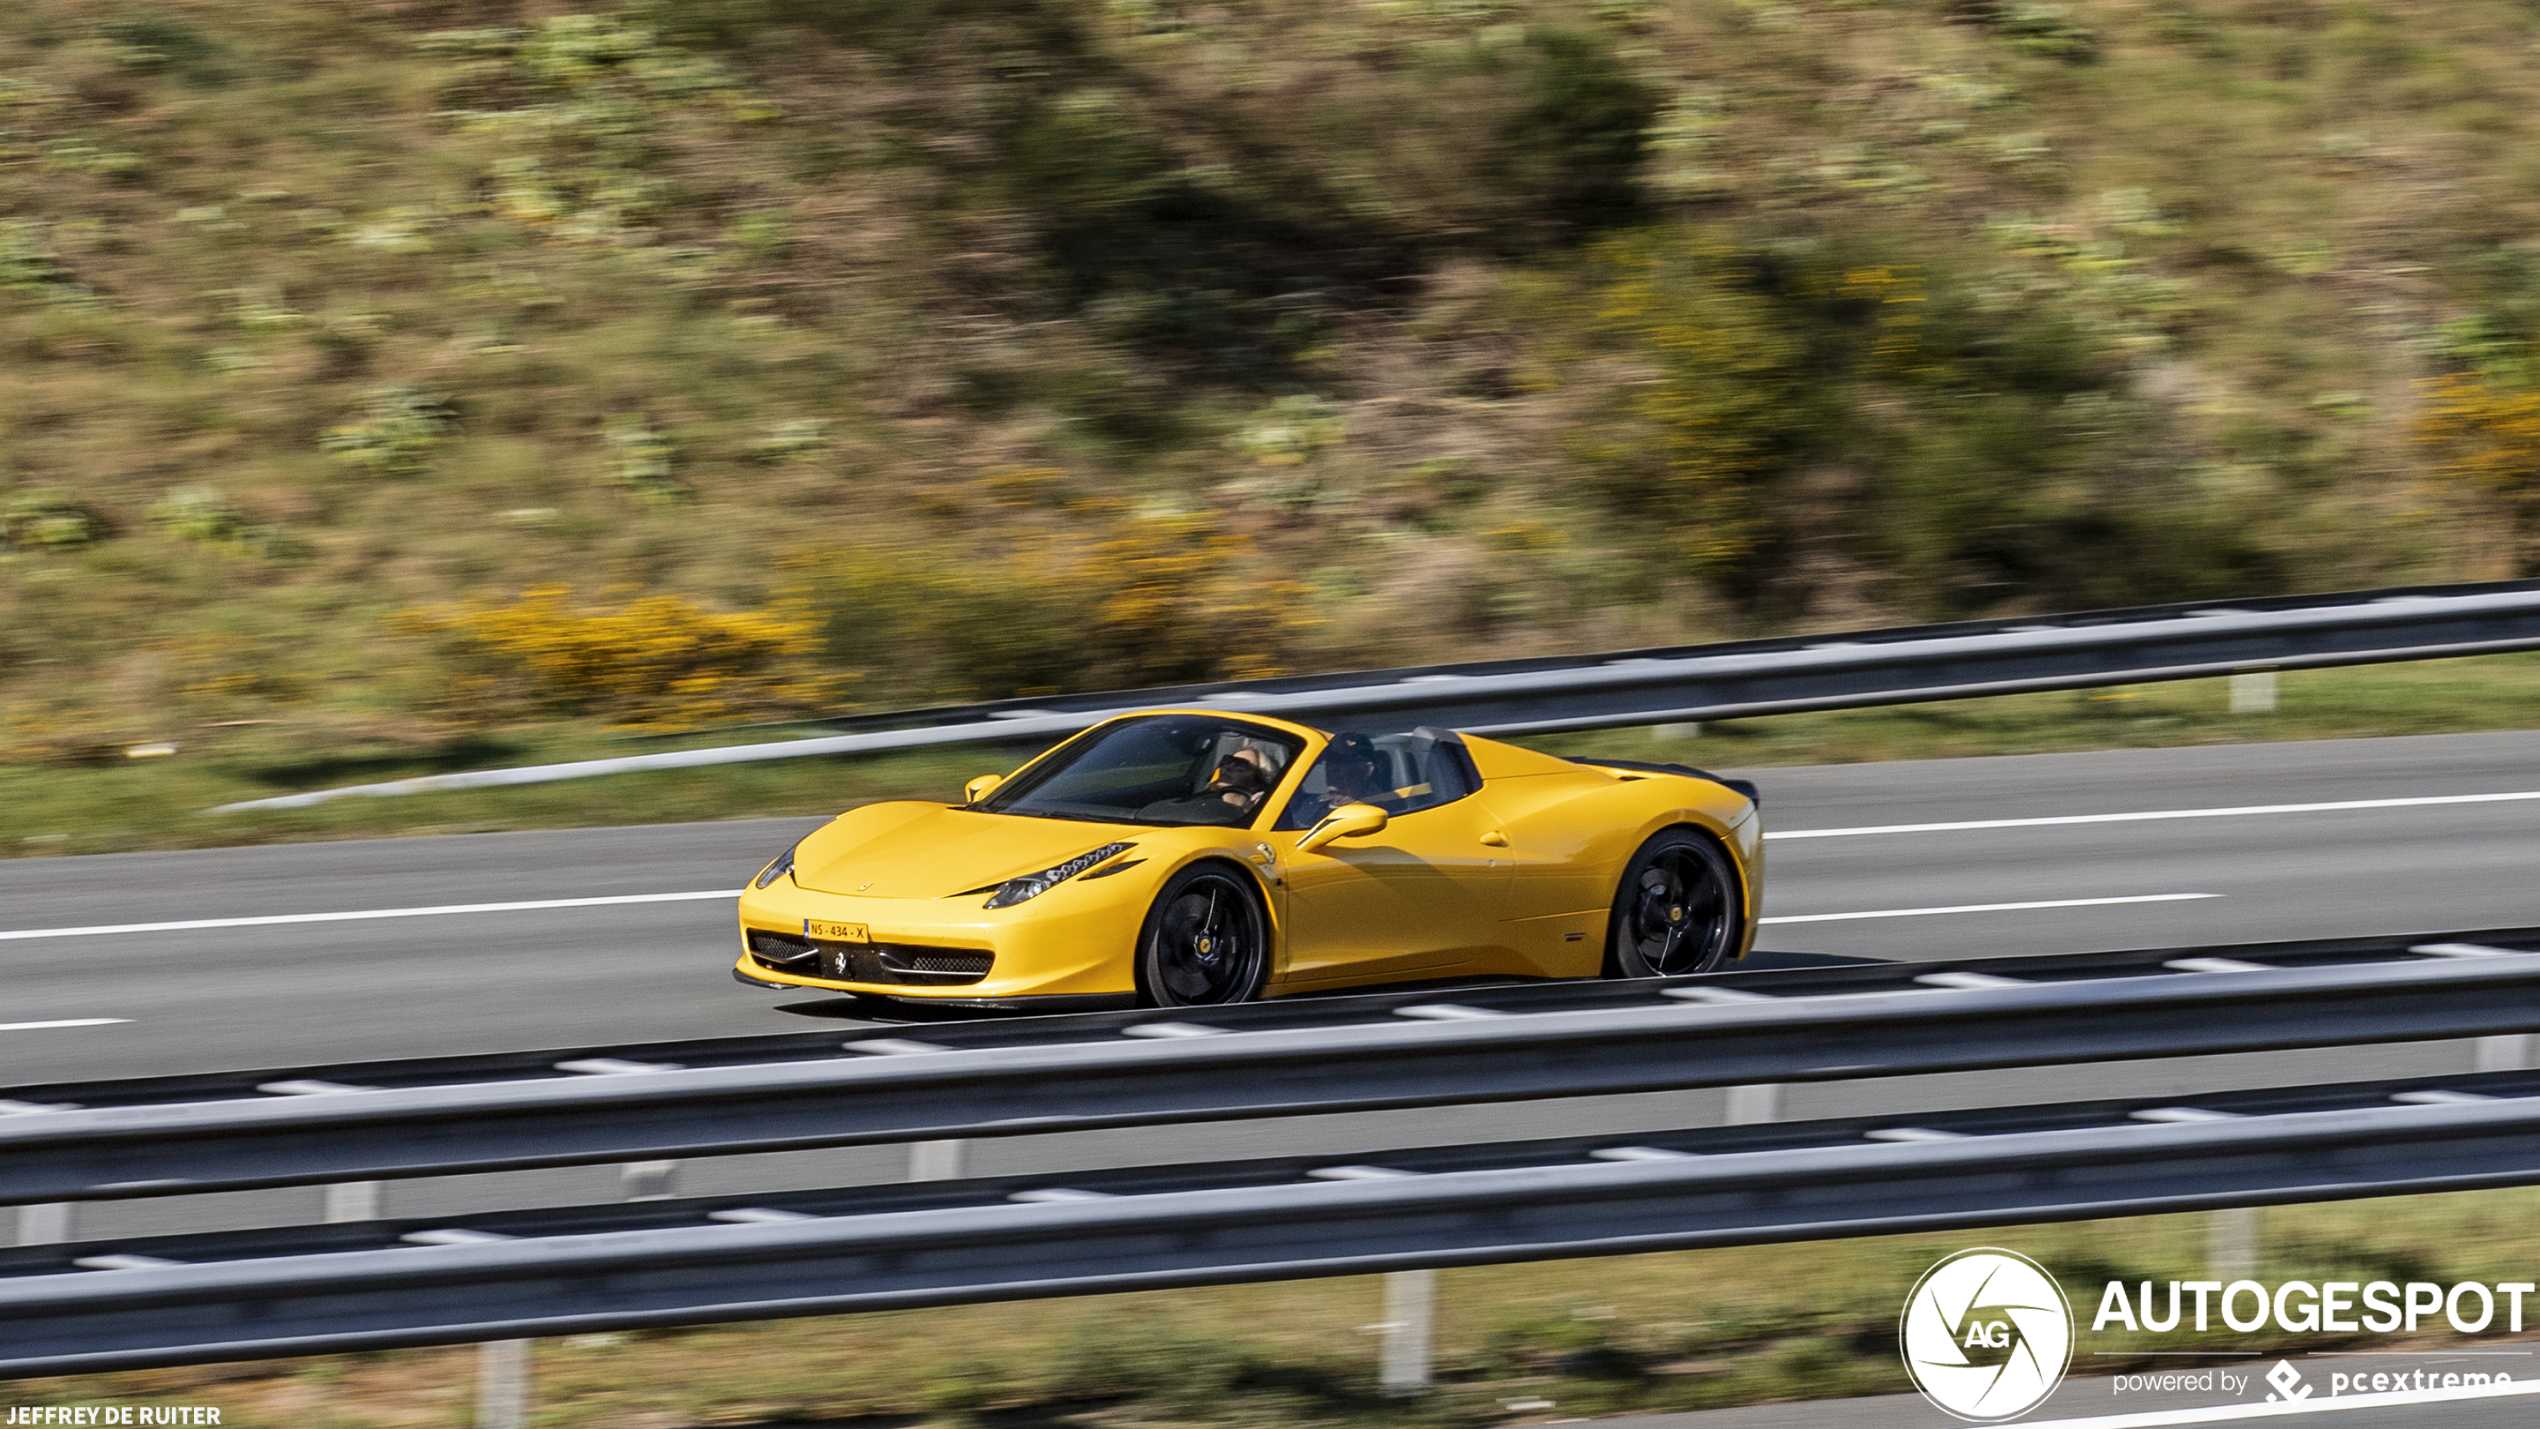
[1299,733,1386,824]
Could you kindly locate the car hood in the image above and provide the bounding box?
[791,801,1144,900]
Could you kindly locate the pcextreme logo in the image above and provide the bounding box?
[1901,1248,2075,1423]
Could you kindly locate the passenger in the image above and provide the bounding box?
[1205,747,1270,814]
[1135,745,1273,825]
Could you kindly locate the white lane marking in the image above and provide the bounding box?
[1767,789,2540,841]
[0,1018,129,1032]
[1761,893,2218,925]
[4,888,2216,940]
[0,889,745,942]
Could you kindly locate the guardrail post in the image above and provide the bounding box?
[461,1150,598,1429]
[1378,1269,1435,1395]
[908,1139,966,1181]
[476,1339,528,1429]
[15,1204,71,1246]
[2476,1035,2532,1073]
[2229,670,2278,713]
[1724,1084,1781,1124]
[470,1160,677,1426]
[622,1160,679,1200]
[323,1182,380,1223]
[2208,1207,2259,1282]
[1653,721,1702,741]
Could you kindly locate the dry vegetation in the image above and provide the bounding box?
[4,0,2540,798]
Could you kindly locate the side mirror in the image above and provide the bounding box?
[964,774,1004,804]
[1297,802,1388,855]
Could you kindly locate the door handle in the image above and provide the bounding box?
[1479,830,1508,847]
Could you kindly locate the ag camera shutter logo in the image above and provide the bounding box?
[1902,1248,2075,1422]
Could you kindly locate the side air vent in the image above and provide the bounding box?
[746,930,817,968]
[882,949,995,979]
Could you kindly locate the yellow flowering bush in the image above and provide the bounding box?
[796,498,1314,704]
[1087,509,1311,686]
[2418,371,2540,570]
[390,586,836,728]
[2420,372,2540,495]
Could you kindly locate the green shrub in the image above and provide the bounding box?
[146,488,245,543]
[1490,24,1658,236]
[320,386,458,476]
[0,488,98,550]
[0,220,93,304]
[427,14,764,245]
[603,415,684,502]
[97,13,223,81]
[745,417,827,463]
[1994,3,2099,62]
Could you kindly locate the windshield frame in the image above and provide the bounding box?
[975,714,1318,830]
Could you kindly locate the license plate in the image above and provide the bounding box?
[806,919,869,943]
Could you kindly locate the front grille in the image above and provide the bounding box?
[788,940,993,986]
[748,927,992,986]
[882,948,995,979]
[746,929,817,968]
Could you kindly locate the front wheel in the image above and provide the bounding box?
[1606,829,1743,978]
[1136,864,1270,1007]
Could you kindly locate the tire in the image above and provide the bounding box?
[1136,863,1271,1007]
[1605,828,1743,978]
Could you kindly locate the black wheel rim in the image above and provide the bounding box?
[1627,847,1732,976]
[1152,874,1262,1005]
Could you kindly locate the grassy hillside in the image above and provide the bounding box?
[5,0,2539,790]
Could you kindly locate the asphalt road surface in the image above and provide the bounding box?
[7,727,2536,1083]
[4,728,2537,1239]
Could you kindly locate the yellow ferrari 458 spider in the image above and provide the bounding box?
[733,710,1762,1010]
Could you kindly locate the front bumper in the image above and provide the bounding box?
[727,963,1131,1011]
[734,873,1145,1002]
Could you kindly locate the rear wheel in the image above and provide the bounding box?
[1137,864,1270,1007]
[1606,829,1742,978]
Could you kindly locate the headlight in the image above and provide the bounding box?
[983,842,1133,909]
[753,840,800,890]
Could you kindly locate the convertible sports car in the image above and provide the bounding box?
[733,709,1762,1009]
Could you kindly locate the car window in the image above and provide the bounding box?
[981,715,1305,828]
[1273,729,1478,831]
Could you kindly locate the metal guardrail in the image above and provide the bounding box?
[9,1089,2540,1375]
[213,578,2540,809]
[16,1063,2538,1279]
[5,932,2538,1205]
[24,925,2537,1113]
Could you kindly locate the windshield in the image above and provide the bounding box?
[981,716,1308,828]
